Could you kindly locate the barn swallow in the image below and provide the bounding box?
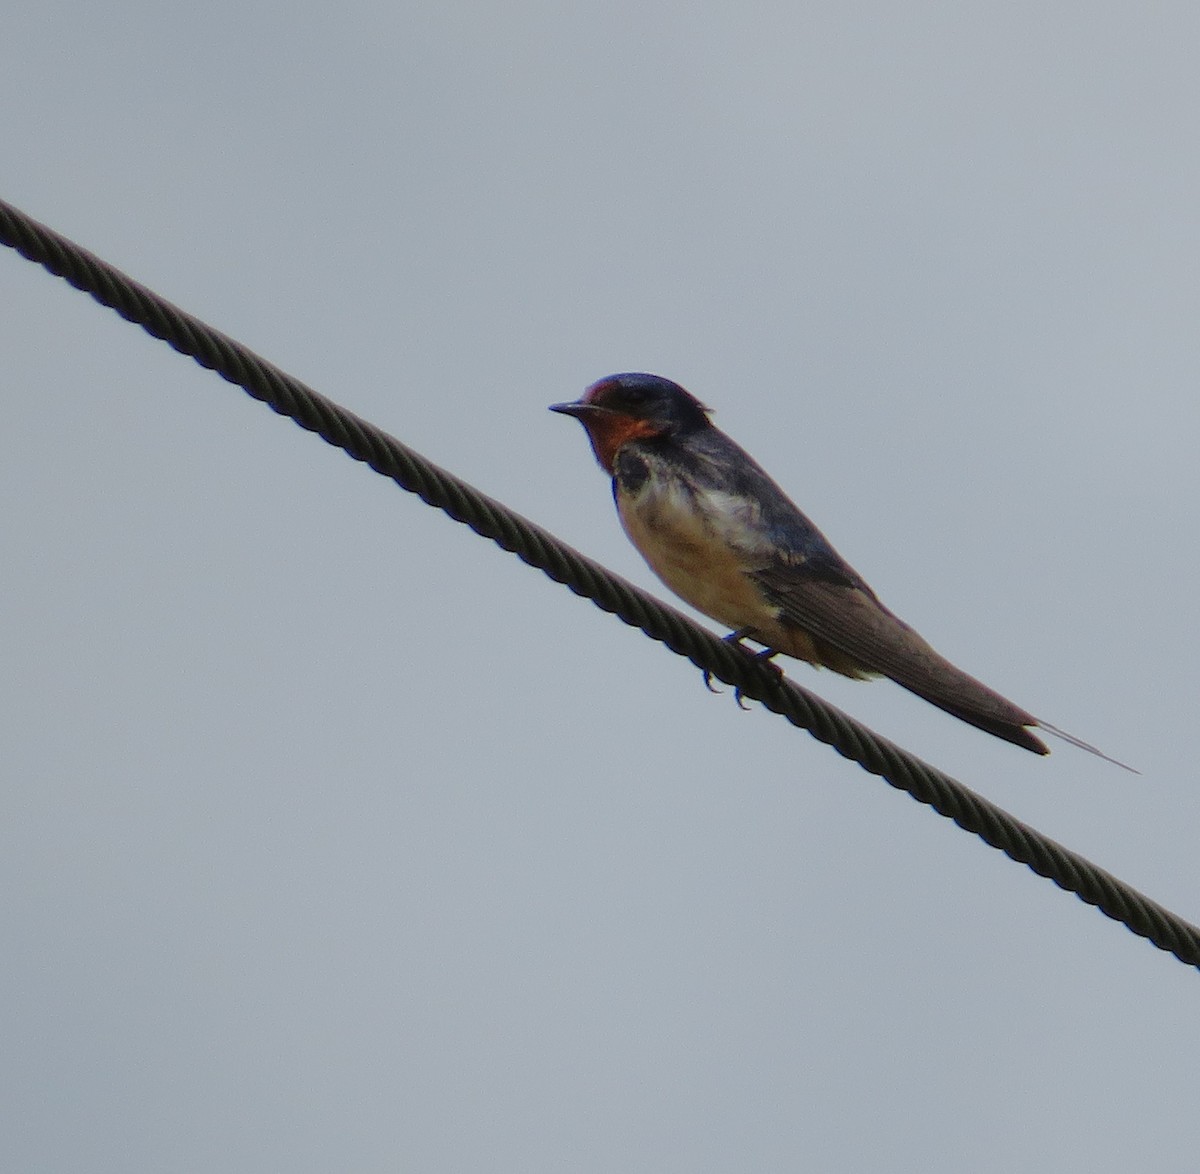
[552,372,1130,766]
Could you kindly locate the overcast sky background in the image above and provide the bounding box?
[3,4,1199,1171]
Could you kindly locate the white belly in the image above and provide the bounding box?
[616,478,778,635]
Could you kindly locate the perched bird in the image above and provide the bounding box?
[552,372,1128,766]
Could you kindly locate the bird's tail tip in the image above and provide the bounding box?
[1036,720,1139,774]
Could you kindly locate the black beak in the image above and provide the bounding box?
[550,400,614,420]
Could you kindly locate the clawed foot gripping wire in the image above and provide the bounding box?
[2,196,1196,972]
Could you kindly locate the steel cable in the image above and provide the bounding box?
[2,195,1195,970]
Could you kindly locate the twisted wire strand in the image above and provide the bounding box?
[2,196,1195,970]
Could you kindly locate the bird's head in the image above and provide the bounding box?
[550,373,711,472]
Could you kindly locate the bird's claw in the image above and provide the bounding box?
[702,630,783,709]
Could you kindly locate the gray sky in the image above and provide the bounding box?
[3,3,1199,1170]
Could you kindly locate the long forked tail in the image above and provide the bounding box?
[756,569,1137,768]
[884,646,1137,769]
[1036,720,1140,773]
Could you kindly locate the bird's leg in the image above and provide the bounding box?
[702,627,758,692]
[703,628,783,709]
[727,627,758,644]
[733,645,784,709]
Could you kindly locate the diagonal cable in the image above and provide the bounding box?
[2,195,1195,970]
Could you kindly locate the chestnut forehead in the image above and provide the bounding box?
[580,375,711,420]
[581,379,624,406]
